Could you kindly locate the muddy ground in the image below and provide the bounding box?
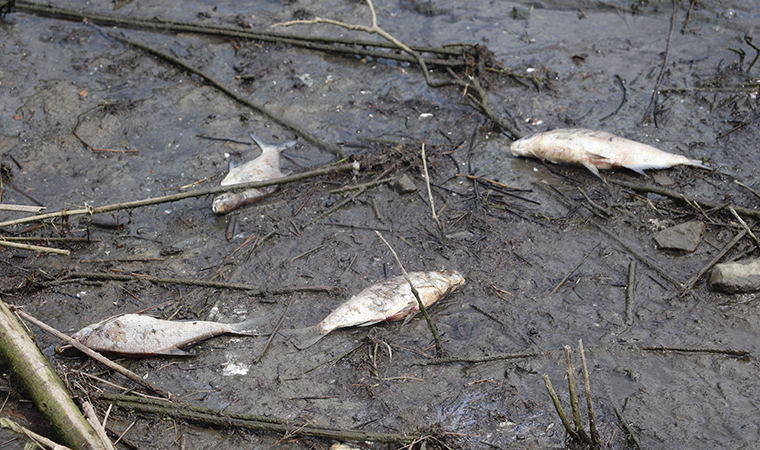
[0,0,759,449]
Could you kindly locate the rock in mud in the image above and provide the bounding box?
[653,221,705,252]
[393,174,417,194]
[709,259,760,294]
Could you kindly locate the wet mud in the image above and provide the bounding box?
[0,0,759,448]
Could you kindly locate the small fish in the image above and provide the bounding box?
[56,314,266,357]
[282,269,465,349]
[212,134,296,214]
[509,128,710,177]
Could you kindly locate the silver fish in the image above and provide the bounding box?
[56,314,265,357]
[282,269,465,349]
[510,128,710,178]
[212,134,296,214]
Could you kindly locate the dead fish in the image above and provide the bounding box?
[282,269,465,349]
[212,134,296,214]
[509,128,710,177]
[55,314,266,357]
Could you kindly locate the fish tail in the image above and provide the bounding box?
[249,133,297,153]
[684,159,712,171]
[279,326,325,350]
[230,316,269,336]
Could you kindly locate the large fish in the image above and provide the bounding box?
[509,128,710,177]
[56,314,266,357]
[212,134,296,214]
[282,270,465,349]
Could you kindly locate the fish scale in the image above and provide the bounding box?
[281,269,466,350]
[211,133,296,214]
[56,314,266,357]
[509,128,710,177]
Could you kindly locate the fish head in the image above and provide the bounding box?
[438,269,466,292]
[509,133,543,158]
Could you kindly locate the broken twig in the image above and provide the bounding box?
[374,230,444,356]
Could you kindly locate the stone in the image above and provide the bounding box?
[653,221,705,252]
[709,259,760,294]
[393,174,417,194]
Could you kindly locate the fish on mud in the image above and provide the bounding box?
[509,128,710,178]
[281,269,465,350]
[55,314,266,357]
[212,133,297,214]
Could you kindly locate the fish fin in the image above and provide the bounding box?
[624,165,648,176]
[156,347,192,357]
[279,326,325,350]
[249,133,297,153]
[586,152,608,161]
[230,316,269,336]
[581,162,603,178]
[401,311,419,326]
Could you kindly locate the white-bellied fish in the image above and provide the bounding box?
[510,128,710,177]
[282,270,465,349]
[56,314,266,357]
[212,134,296,214]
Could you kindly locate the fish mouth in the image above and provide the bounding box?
[509,134,540,156]
[441,269,466,289]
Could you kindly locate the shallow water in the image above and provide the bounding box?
[1,0,759,448]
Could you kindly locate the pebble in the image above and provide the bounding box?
[709,259,760,294]
[393,174,417,194]
[653,220,705,252]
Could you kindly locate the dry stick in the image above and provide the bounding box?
[591,221,682,289]
[640,0,677,126]
[421,144,445,242]
[82,402,116,450]
[578,187,612,216]
[611,401,644,450]
[73,103,139,155]
[0,162,359,229]
[600,74,627,121]
[548,242,600,295]
[329,177,395,195]
[0,204,46,213]
[105,32,345,160]
[1,237,98,243]
[447,66,522,138]
[607,177,760,221]
[745,33,760,73]
[729,206,760,251]
[542,374,582,443]
[94,393,416,445]
[64,271,336,296]
[14,1,462,68]
[681,227,748,294]
[374,231,444,356]
[13,309,177,402]
[273,0,448,90]
[418,352,539,366]
[564,346,591,444]
[0,240,70,255]
[578,340,600,447]
[0,417,75,450]
[734,180,760,200]
[304,185,368,228]
[641,345,749,357]
[624,261,637,326]
[304,166,393,228]
[253,295,295,364]
[273,0,522,139]
[0,302,107,450]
